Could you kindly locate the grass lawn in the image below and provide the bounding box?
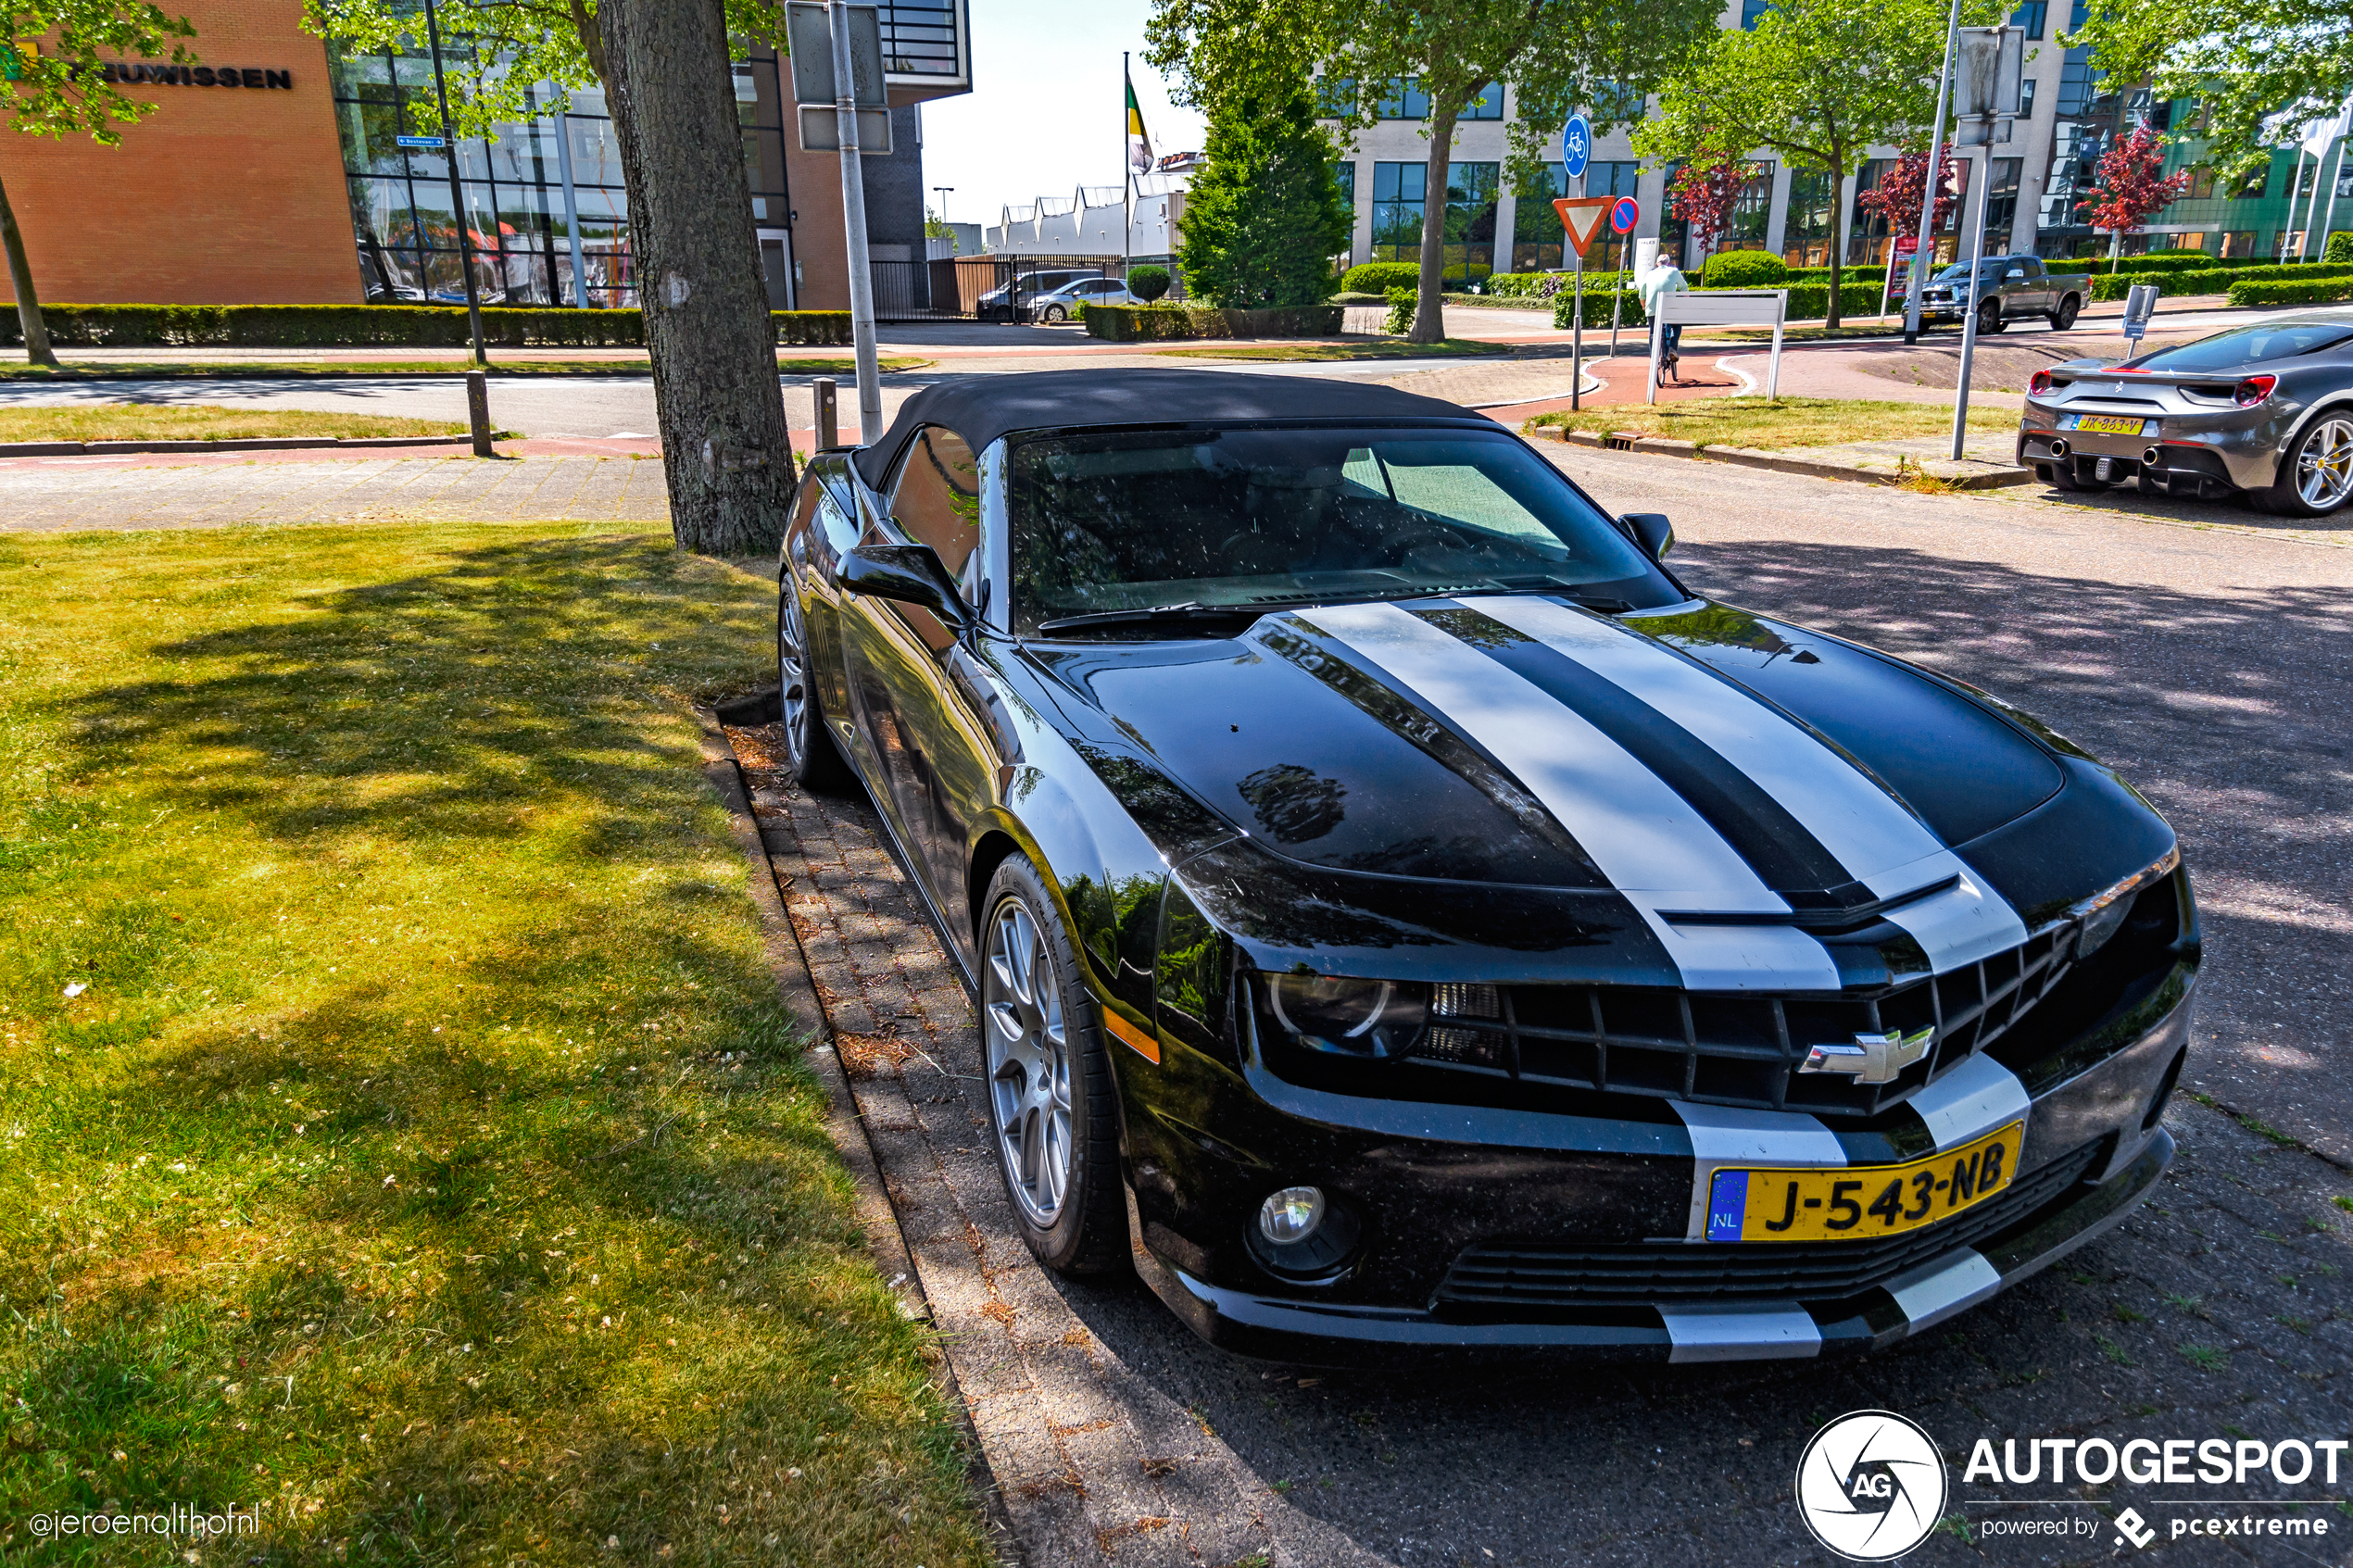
[1159,337,1515,361]
[0,404,468,444]
[0,357,927,383]
[1526,395,2020,450]
[0,521,988,1565]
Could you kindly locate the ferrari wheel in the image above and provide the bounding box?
[2264,415,2353,517]
[776,576,850,789]
[980,855,1126,1273]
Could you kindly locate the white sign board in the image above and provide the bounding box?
[1648,289,1789,404]
[798,105,894,155]
[785,2,887,108]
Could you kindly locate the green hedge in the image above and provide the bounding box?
[1785,264,1886,284]
[1085,303,1344,341]
[2082,252,2235,275]
[1546,281,1886,330]
[1703,251,1789,287]
[1340,261,1423,295]
[2086,262,2353,302]
[2229,276,2353,307]
[0,303,854,348]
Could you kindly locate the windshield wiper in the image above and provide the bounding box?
[1034,601,1256,633]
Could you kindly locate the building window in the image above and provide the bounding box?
[2019,77,2037,119]
[1463,82,1503,120]
[1983,157,2022,246]
[1446,161,1500,282]
[1377,78,1428,119]
[1848,157,1895,265]
[2233,161,2271,199]
[2010,0,2046,38]
[2186,165,2216,200]
[1780,167,1835,267]
[1741,0,1772,27]
[1721,160,1775,253]
[1372,161,1426,258]
[1512,162,1566,272]
[1335,161,1355,207]
[1592,82,1645,120]
[1316,75,1354,117]
[2218,230,2259,257]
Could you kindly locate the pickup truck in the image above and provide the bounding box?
[1895,254,2091,332]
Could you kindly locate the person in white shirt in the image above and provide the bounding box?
[1638,254,1690,383]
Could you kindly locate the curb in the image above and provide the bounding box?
[0,433,480,456]
[691,696,1024,1567]
[1535,423,2033,489]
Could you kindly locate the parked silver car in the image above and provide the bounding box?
[2017,311,2353,514]
[1032,276,1138,322]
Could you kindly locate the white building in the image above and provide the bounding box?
[984,152,1203,264]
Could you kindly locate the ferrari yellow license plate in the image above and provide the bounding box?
[2067,414,2147,435]
[1705,1123,2024,1244]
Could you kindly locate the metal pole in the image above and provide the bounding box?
[1608,243,1623,359]
[466,370,495,456]
[1906,0,1963,345]
[1571,247,1584,408]
[1950,138,1997,460]
[2281,151,2305,265]
[1121,52,1131,289]
[553,101,591,307]
[421,0,487,367]
[813,376,838,449]
[829,0,882,444]
[2320,136,2347,265]
[2302,135,2331,261]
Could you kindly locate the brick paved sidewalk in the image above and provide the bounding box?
[720,721,2353,1568]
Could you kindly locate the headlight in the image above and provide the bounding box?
[1264,972,1427,1058]
[2073,846,2181,959]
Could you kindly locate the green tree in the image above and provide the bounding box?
[1176,75,1353,308]
[1149,0,1718,343]
[0,5,197,365]
[1635,0,1990,329]
[304,0,797,556]
[2069,0,2353,182]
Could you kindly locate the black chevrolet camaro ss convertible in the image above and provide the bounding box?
[774,369,2197,1363]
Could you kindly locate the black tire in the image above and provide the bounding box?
[2258,413,2353,518]
[979,855,1126,1274]
[1978,298,2007,335]
[776,575,852,790]
[2049,295,2080,330]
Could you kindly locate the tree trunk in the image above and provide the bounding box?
[1824,167,1845,332]
[600,0,796,556]
[1411,103,1461,345]
[0,168,58,368]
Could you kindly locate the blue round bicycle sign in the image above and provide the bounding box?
[1562,115,1592,179]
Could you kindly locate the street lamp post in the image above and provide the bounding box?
[1904,0,1963,346]
[420,0,488,369]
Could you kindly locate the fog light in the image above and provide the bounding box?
[1258,1185,1326,1246]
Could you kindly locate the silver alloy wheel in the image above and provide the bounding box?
[2296,417,2353,510]
[984,898,1073,1226]
[778,586,814,769]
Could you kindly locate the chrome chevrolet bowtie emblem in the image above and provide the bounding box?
[1800,1027,1934,1085]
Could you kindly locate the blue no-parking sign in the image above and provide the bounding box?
[1562,115,1591,180]
[1611,196,1639,233]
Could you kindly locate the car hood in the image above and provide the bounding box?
[1029,596,2070,918]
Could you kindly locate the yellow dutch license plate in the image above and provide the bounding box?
[2069,414,2146,435]
[1705,1123,2024,1244]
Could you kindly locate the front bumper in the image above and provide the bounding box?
[1126,962,2194,1366]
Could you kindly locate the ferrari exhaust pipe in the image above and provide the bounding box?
[2143,445,2162,467]
[2047,438,2070,458]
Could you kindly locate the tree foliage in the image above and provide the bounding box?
[1854,143,1959,245]
[1636,0,1992,326]
[2078,124,2193,256]
[1176,73,1353,308]
[0,0,197,363]
[302,0,786,137]
[1663,134,1748,258]
[1148,0,1719,340]
[2069,0,2353,181]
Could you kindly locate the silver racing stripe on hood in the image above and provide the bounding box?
[1461,595,2028,973]
[1284,601,1843,991]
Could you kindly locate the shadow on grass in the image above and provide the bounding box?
[3,529,988,1566]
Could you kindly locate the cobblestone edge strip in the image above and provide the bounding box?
[689,705,1026,1568]
[1537,422,2034,489]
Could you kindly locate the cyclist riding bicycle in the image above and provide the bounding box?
[1639,252,1689,385]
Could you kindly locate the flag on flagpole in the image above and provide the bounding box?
[1126,73,1154,173]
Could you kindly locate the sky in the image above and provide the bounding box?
[916,0,1208,232]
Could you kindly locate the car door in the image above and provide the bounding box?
[788,471,864,746]
[839,426,1000,937]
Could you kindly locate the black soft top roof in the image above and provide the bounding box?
[849,368,1488,490]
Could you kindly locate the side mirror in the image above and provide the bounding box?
[838,542,974,632]
[1619,511,1674,560]
[2007,268,2025,279]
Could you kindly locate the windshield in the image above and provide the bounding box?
[2133,320,2353,372]
[1932,260,2004,281]
[1006,425,1676,634]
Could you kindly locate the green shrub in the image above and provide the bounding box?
[2330,232,2353,264]
[1126,265,1172,302]
[2086,261,2353,301]
[1702,251,1789,287]
[2229,276,2353,307]
[0,303,853,349]
[1479,272,1549,297]
[1553,288,1646,330]
[1084,303,1344,341]
[2082,253,2236,275]
[1341,260,1424,295]
[1385,287,1416,334]
[1786,265,1886,285]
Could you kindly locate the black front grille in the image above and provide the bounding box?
[1406,922,2078,1118]
[1434,1141,2103,1310]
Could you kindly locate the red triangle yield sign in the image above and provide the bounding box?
[1553,196,1615,259]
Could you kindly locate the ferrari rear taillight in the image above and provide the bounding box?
[2235,374,2278,407]
[2028,370,2055,396]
